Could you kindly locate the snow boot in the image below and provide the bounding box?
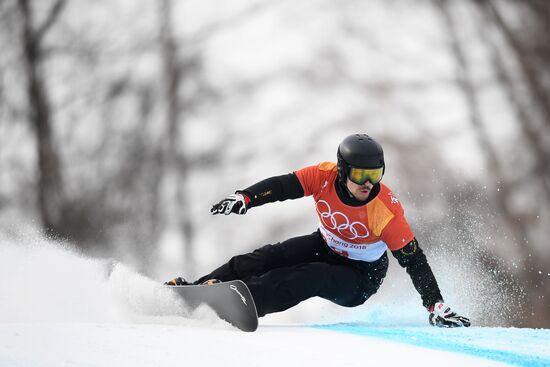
[164,277,193,286]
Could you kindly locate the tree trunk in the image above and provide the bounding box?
[18,0,66,234]
[158,0,195,274]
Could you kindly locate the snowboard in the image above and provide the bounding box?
[168,280,258,332]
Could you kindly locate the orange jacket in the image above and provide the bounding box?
[295,162,414,262]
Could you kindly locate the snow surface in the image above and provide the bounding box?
[0,323,515,367]
[1,235,549,367]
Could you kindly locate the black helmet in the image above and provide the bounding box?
[337,134,385,182]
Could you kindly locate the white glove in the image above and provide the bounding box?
[211,193,248,215]
[429,302,471,328]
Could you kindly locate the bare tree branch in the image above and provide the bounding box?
[476,6,550,201]
[483,0,550,130]
[184,0,276,47]
[35,0,66,43]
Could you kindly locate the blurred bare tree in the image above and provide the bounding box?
[476,0,550,327]
[157,0,196,273]
[17,0,67,237]
[436,0,550,327]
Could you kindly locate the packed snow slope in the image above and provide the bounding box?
[1,235,549,367]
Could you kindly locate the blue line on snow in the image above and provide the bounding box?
[311,323,550,367]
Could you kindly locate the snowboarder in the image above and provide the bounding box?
[166,134,470,328]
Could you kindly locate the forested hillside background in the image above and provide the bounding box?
[0,0,548,327]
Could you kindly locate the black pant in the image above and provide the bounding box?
[195,231,388,317]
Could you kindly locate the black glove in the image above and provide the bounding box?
[429,302,471,328]
[211,193,249,215]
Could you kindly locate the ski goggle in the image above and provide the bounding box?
[348,166,384,185]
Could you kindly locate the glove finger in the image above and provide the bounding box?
[445,321,462,328]
[443,314,470,327]
[221,201,233,215]
[432,316,459,328]
[214,200,229,215]
[211,200,225,214]
[212,206,225,215]
[439,321,458,328]
[237,204,247,215]
[443,318,466,328]
[453,316,471,327]
[430,314,450,327]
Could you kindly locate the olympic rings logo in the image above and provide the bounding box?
[316,200,369,240]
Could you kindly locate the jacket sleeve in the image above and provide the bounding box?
[239,173,305,209]
[391,237,443,309]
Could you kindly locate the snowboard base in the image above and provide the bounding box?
[168,280,258,332]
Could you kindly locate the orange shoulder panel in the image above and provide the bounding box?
[318,161,337,172]
[367,198,395,237]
